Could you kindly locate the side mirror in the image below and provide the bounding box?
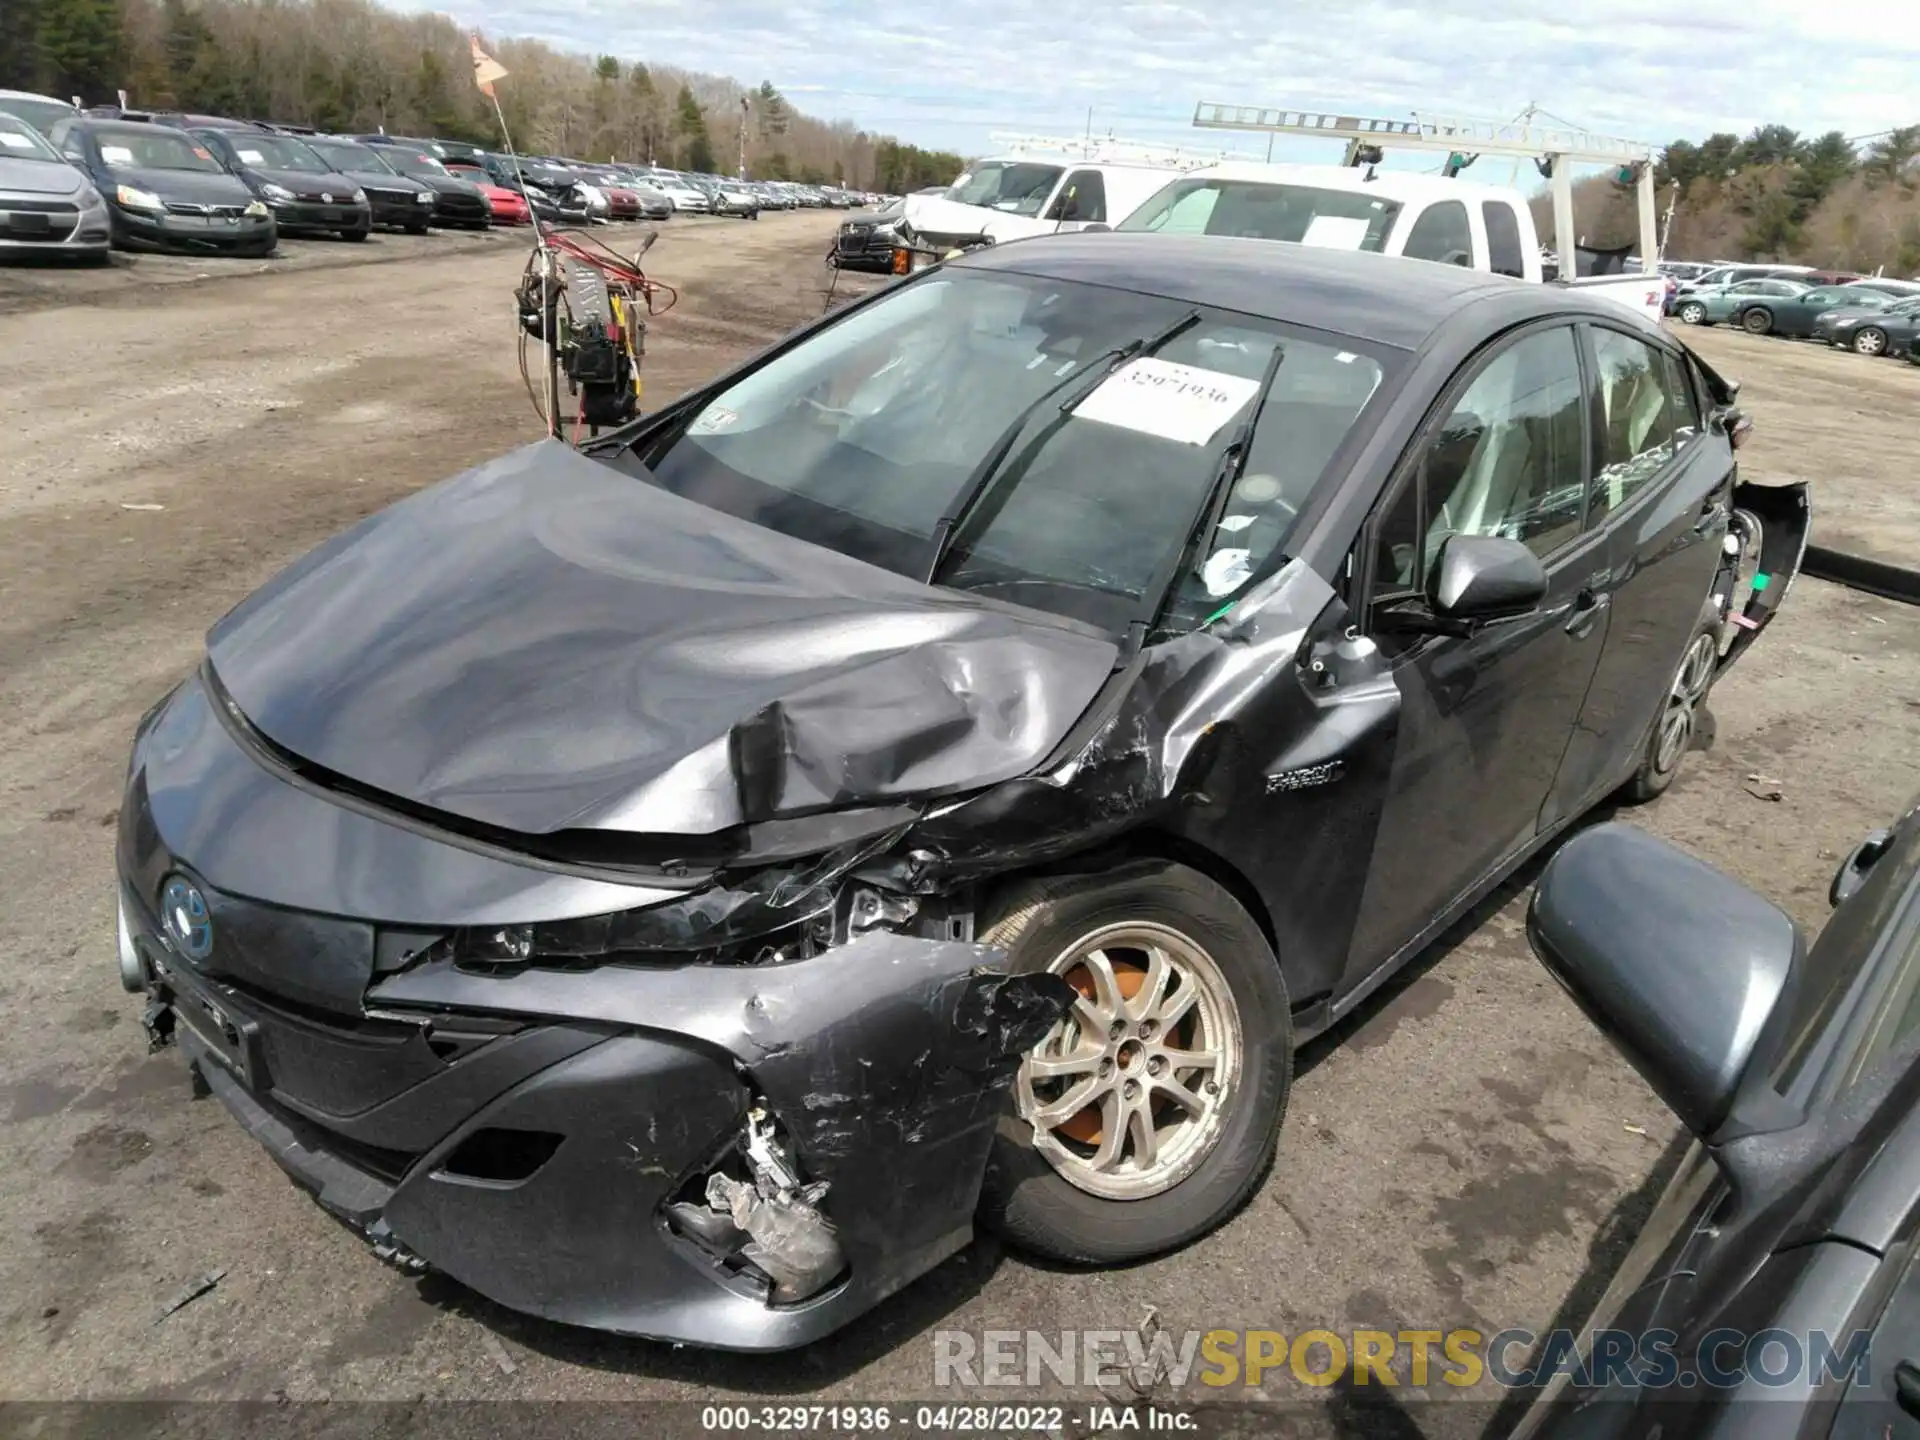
[1427,532,1547,620]
[1080,222,1112,233]
[1528,823,1802,1142]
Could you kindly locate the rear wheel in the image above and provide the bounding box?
[976,862,1290,1263]
[1853,326,1889,356]
[1742,306,1773,335]
[1678,301,1707,325]
[1623,608,1720,803]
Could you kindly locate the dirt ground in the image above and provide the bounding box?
[1,216,1916,1436]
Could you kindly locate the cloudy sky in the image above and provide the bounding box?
[423,0,1915,166]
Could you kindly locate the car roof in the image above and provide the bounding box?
[951,232,1538,350]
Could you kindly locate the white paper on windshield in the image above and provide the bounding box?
[101,145,133,164]
[0,133,32,150]
[1071,357,1260,447]
[1215,513,1256,534]
[1202,548,1253,597]
[1300,215,1371,250]
[688,404,739,435]
[236,148,265,164]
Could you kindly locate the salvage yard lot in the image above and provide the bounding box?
[1,212,1916,1430]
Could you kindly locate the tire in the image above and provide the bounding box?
[1742,307,1773,335]
[1678,301,1707,325]
[341,228,368,242]
[406,222,429,236]
[1622,604,1721,803]
[1853,326,1889,356]
[975,861,1291,1264]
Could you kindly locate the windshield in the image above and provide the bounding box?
[1119,179,1403,250]
[93,127,223,173]
[0,111,62,161]
[223,133,331,173]
[388,151,448,178]
[627,270,1392,634]
[945,161,1064,217]
[0,95,76,137]
[309,139,393,175]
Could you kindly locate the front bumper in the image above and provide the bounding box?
[0,195,111,252]
[268,197,372,234]
[110,203,276,254]
[117,670,1066,1348]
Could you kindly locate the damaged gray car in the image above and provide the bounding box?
[118,234,1808,1349]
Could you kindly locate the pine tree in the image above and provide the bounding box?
[35,0,123,100]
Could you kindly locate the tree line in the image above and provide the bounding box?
[1533,123,1920,274]
[2,0,969,191]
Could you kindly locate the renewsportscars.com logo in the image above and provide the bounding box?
[932,1326,1875,1392]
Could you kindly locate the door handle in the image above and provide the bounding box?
[1565,587,1609,639]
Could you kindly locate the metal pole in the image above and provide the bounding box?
[1550,154,1577,282]
[1658,179,1679,261]
[1265,133,1274,162]
[1635,162,1659,270]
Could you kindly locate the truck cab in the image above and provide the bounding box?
[1116,161,1666,319]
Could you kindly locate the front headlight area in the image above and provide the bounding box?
[115,184,164,212]
[447,826,939,973]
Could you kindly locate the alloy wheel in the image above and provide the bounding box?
[1655,631,1719,775]
[1679,303,1706,325]
[1855,328,1888,356]
[1016,922,1241,1200]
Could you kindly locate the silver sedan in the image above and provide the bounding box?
[0,108,110,259]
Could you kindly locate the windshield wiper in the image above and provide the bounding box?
[1153,339,1290,631]
[923,309,1202,583]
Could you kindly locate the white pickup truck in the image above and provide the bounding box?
[1111,161,1668,320]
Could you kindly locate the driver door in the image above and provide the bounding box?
[1342,321,1610,987]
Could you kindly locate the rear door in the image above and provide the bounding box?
[1542,323,1730,826]
[1343,320,1610,982]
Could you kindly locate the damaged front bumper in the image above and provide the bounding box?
[119,673,1069,1349]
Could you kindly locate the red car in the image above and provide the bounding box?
[446,164,531,225]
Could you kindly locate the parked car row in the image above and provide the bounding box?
[1667,267,1920,359]
[0,87,877,262]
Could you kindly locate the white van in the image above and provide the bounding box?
[899,138,1222,250]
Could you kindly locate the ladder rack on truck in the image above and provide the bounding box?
[1189,102,1661,285]
[986,132,1231,172]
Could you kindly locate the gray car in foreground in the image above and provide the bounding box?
[1513,794,1920,1437]
[0,108,110,258]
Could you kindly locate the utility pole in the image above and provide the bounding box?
[738,95,750,178]
[1658,178,1679,260]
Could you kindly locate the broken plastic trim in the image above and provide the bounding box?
[455,825,913,966]
[666,1108,849,1305]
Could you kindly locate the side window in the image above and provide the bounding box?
[59,130,85,162]
[1048,170,1106,224]
[1590,329,1679,518]
[1368,325,1587,604]
[1400,200,1473,267]
[1661,350,1700,433]
[1482,202,1525,277]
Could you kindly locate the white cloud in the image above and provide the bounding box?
[415,0,1918,159]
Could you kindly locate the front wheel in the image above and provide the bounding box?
[1678,301,1707,325]
[1853,326,1889,356]
[1742,307,1773,335]
[976,862,1290,1264]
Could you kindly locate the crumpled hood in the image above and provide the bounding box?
[206,441,1119,838]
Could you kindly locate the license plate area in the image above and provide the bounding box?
[161,962,268,1091]
[4,213,52,234]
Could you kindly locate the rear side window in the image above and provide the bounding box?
[1482,202,1525,278]
[1589,329,1679,518]
[1401,200,1473,267]
[1661,351,1701,431]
